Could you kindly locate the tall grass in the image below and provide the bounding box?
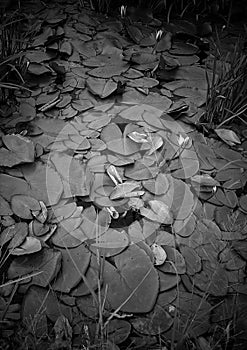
[202,34,247,129]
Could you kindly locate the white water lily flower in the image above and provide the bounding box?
[156,29,163,41]
[178,134,190,147]
[151,243,167,265]
[127,131,149,143]
[105,164,122,186]
[120,5,127,18]
[106,206,119,219]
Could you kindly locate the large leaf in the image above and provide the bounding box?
[87,77,117,98]
[0,134,35,167]
[101,123,140,156]
[103,244,159,313]
[11,195,41,219]
[131,304,173,335]
[8,248,61,287]
[52,245,91,293]
[22,162,63,205]
[22,286,71,336]
[50,152,90,197]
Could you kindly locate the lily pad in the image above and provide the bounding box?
[8,248,61,287]
[103,244,159,313]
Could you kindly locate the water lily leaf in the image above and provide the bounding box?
[22,286,71,337]
[179,245,202,275]
[156,32,172,52]
[160,176,195,220]
[0,195,12,215]
[87,77,117,98]
[151,243,167,265]
[52,245,91,293]
[88,64,129,78]
[52,224,86,248]
[128,220,159,244]
[103,244,159,313]
[0,134,35,167]
[158,270,180,291]
[71,254,99,296]
[27,63,51,75]
[191,174,219,187]
[146,135,163,155]
[8,248,61,287]
[91,228,129,249]
[215,128,241,146]
[130,52,157,65]
[80,206,111,239]
[101,123,140,156]
[22,162,63,205]
[11,236,42,255]
[110,182,140,199]
[107,319,131,344]
[11,195,41,219]
[171,151,200,179]
[125,160,159,180]
[4,222,28,250]
[143,173,170,195]
[127,77,159,88]
[131,304,173,335]
[176,291,211,337]
[158,246,186,274]
[157,288,177,307]
[120,104,163,122]
[173,213,196,237]
[50,152,90,197]
[126,24,143,44]
[193,261,228,296]
[50,202,77,222]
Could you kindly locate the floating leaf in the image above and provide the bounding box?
[52,245,91,293]
[8,248,61,287]
[103,244,159,313]
[131,304,173,335]
[140,200,173,224]
[0,195,13,215]
[142,173,170,195]
[22,162,63,206]
[0,134,35,167]
[92,228,129,249]
[101,123,140,156]
[11,195,41,219]
[87,77,117,98]
[11,237,42,255]
[158,246,186,274]
[110,182,141,199]
[107,319,131,344]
